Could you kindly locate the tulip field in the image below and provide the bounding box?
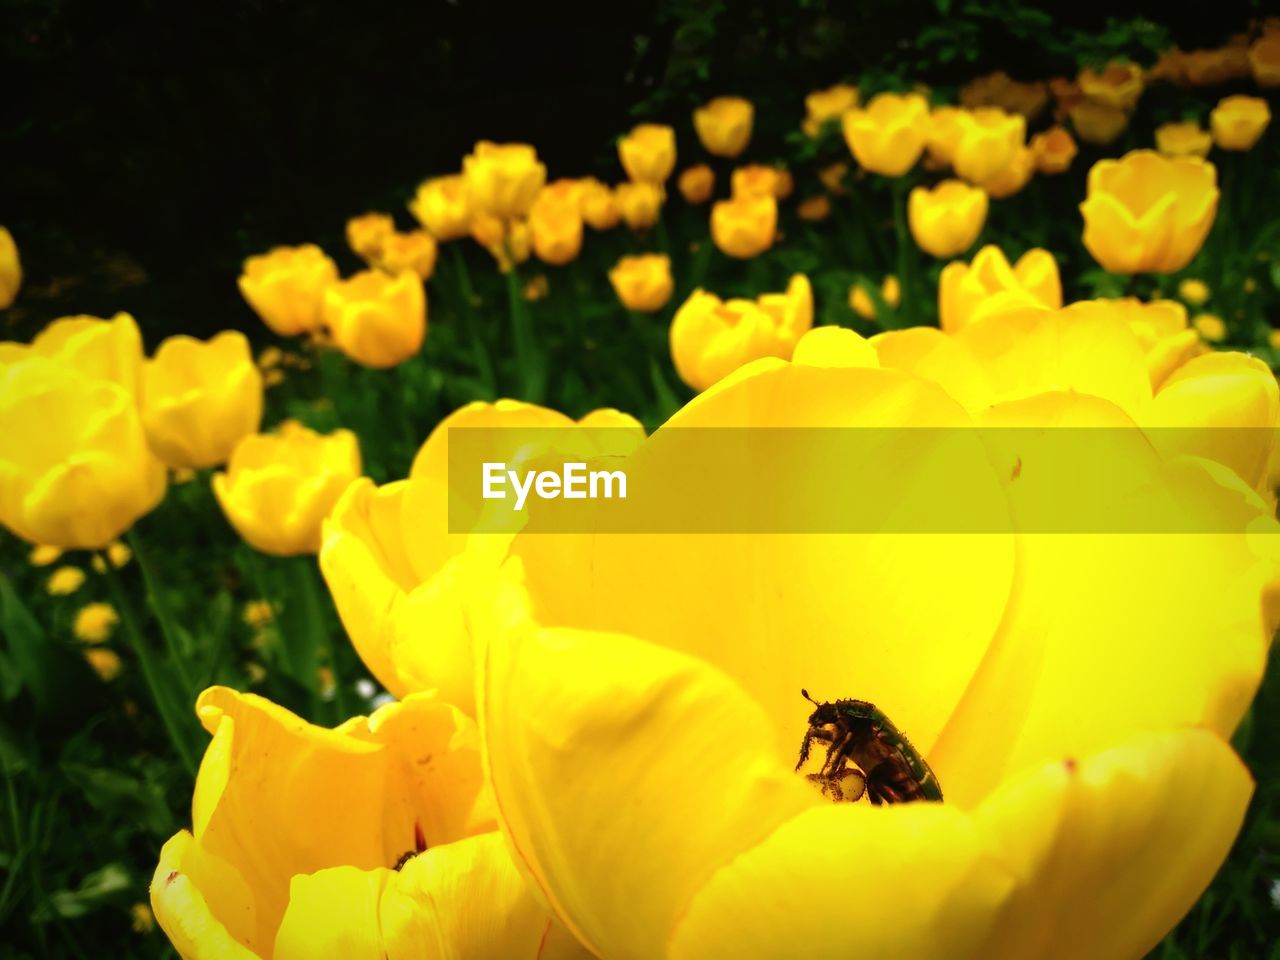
[5,4,1280,958]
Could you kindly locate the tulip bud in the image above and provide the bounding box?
[409,175,472,241]
[939,245,1062,332]
[1210,95,1271,151]
[1077,61,1145,111]
[1029,126,1078,174]
[908,180,989,258]
[608,254,673,313]
[842,93,930,177]
[214,421,361,556]
[323,270,426,369]
[345,212,396,262]
[677,165,716,205]
[0,227,20,309]
[616,181,665,231]
[1069,100,1130,145]
[693,96,754,158]
[1251,36,1280,87]
[1155,121,1212,158]
[803,84,859,138]
[578,178,621,230]
[376,230,438,280]
[730,165,788,200]
[979,146,1034,199]
[462,142,546,221]
[141,330,264,469]
[951,108,1026,184]
[618,124,677,184]
[710,194,777,259]
[529,185,585,266]
[238,245,338,337]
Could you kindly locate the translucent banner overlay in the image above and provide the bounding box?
[446,426,1277,534]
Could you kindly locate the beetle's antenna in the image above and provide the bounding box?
[801,688,818,705]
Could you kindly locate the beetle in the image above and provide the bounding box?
[795,689,943,805]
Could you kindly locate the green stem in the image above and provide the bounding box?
[449,243,495,395]
[504,257,544,402]
[101,560,198,776]
[891,177,918,328]
[125,531,194,691]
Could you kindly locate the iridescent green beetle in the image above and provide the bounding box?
[795,689,943,804]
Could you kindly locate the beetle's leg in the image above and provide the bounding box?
[821,729,854,777]
[796,725,833,771]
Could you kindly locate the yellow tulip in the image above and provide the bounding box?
[710,193,777,259]
[1029,126,1078,174]
[979,146,1034,199]
[141,330,264,470]
[849,275,901,320]
[1194,313,1227,342]
[345,212,395,262]
[29,544,62,567]
[818,161,849,194]
[319,400,643,706]
[529,183,584,266]
[578,177,621,230]
[1178,278,1210,305]
[47,565,86,595]
[0,311,143,396]
[803,84,859,137]
[470,347,1274,960]
[469,215,531,272]
[0,227,20,309]
[615,181,665,231]
[796,195,832,221]
[925,105,966,169]
[213,420,361,556]
[959,70,1048,118]
[677,165,716,205]
[1057,298,1200,390]
[1183,46,1250,87]
[693,96,754,158]
[1069,99,1129,145]
[322,270,426,369]
[609,254,674,313]
[461,141,546,220]
[1077,61,1144,111]
[74,602,118,643]
[238,245,338,337]
[908,180,988,259]
[1210,95,1271,151]
[0,359,165,548]
[842,92,930,176]
[939,245,1062,333]
[1080,150,1219,275]
[670,276,812,392]
[618,123,676,184]
[730,165,788,199]
[951,108,1026,184]
[1250,35,1280,87]
[1155,121,1212,158]
[408,174,472,241]
[84,648,122,681]
[375,230,438,279]
[150,687,584,959]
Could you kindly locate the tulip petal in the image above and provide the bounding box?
[151,831,260,959]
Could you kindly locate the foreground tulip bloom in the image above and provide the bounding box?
[345,212,395,262]
[939,245,1062,333]
[670,276,813,391]
[693,96,754,157]
[408,174,472,241]
[322,270,426,369]
[214,421,361,556]
[238,245,338,337]
[950,108,1026,184]
[1029,126,1077,174]
[319,401,644,707]
[0,359,165,548]
[1080,150,1219,275]
[151,687,583,959]
[803,83,859,137]
[462,141,546,221]
[908,180,988,258]
[578,177,621,230]
[710,194,777,259]
[471,343,1276,959]
[618,123,676,184]
[1155,121,1212,158]
[0,227,20,309]
[608,254,674,313]
[842,92,930,176]
[677,165,715,205]
[0,311,143,395]
[1210,95,1271,151]
[141,330,264,470]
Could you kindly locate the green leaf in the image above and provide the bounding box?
[31,863,133,922]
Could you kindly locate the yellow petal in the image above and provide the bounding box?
[150,831,260,960]
[791,326,880,368]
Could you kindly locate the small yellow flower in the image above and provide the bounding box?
[1178,278,1210,306]
[795,196,832,222]
[1070,100,1130,145]
[1244,277,1257,294]
[803,84,859,137]
[523,274,550,302]
[529,183,585,266]
[1029,126,1078,174]
[842,92,930,176]
[322,270,426,369]
[130,903,155,934]
[818,162,849,195]
[317,665,336,699]
[1209,95,1271,151]
[238,245,338,338]
[677,165,716,205]
[469,215,531,272]
[939,244,1062,332]
[345,212,395,262]
[1182,46,1251,87]
[615,181,665,231]
[375,230,438,279]
[84,648,122,682]
[1251,36,1280,87]
[1155,121,1212,158]
[578,178,621,230]
[0,227,20,309]
[408,175,472,241]
[245,661,267,684]
[462,141,546,220]
[257,346,283,370]
[1268,329,1280,350]
[710,194,777,259]
[47,566,86,595]
[693,96,754,158]
[74,602,119,644]
[618,123,677,184]
[1077,61,1145,111]
[29,545,62,567]
[1194,313,1227,342]
[730,165,788,200]
[908,180,988,258]
[243,599,275,629]
[90,541,131,573]
[609,254,674,313]
[960,70,1048,118]
[848,276,901,320]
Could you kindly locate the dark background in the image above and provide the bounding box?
[0,0,1262,342]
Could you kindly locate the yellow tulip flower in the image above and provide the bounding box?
[529,183,585,266]
[608,254,674,313]
[1029,126,1078,174]
[925,105,966,169]
[461,141,546,221]
[1080,150,1219,275]
[0,227,20,309]
[615,181,665,231]
[842,92,930,176]
[677,165,716,205]
[0,359,165,548]
[950,108,1026,184]
[1250,35,1280,87]
[796,195,832,222]
[408,174,472,241]
[1069,99,1129,145]
[1178,278,1210,306]
[618,123,676,184]
[849,275,901,320]
[1077,61,1144,111]
[1060,298,1200,390]
[345,212,395,262]
[578,177,621,230]
[670,276,813,392]
[29,544,62,567]
[1155,121,1212,158]
[73,602,118,643]
[469,215,531,272]
[710,193,777,259]
[141,330,264,470]
[979,146,1034,199]
[46,565,86,595]
[959,70,1048,119]
[1193,313,1227,343]
[1182,46,1251,87]
[322,269,426,369]
[84,648,122,682]
[0,311,143,396]
[1210,95,1271,151]
[693,96,754,157]
[150,687,584,959]
[375,230,438,279]
[908,180,988,259]
[938,245,1062,333]
[213,420,361,556]
[803,83,859,137]
[730,164,788,200]
[238,245,338,337]
[818,161,849,194]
